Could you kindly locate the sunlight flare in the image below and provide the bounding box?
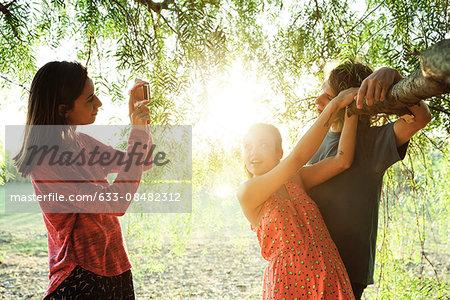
[194,61,275,148]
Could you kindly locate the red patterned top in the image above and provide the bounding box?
[30,127,152,298]
[253,180,354,299]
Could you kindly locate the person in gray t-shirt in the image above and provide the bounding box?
[305,62,432,299]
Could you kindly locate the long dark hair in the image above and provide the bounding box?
[13,61,88,177]
[244,123,283,178]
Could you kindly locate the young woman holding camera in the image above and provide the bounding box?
[13,61,151,299]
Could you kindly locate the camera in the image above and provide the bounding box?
[143,84,151,101]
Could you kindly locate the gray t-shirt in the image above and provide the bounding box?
[308,122,408,285]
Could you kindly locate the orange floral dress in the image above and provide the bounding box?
[252,181,354,299]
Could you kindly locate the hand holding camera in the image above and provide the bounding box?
[129,79,151,125]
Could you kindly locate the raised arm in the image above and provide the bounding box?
[356,67,403,108]
[237,88,358,226]
[297,107,358,191]
[355,67,432,146]
[33,127,150,216]
[103,80,153,173]
[33,81,152,216]
[393,100,431,147]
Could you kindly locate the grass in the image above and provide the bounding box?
[0,186,47,259]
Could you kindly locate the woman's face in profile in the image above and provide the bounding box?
[65,78,102,125]
[243,129,281,177]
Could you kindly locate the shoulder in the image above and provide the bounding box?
[76,132,109,150]
[359,122,408,172]
[76,131,89,139]
[76,132,98,143]
[308,131,339,164]
[357,122,395,144]
[362,122,394,135]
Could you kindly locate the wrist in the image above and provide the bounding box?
[328,99,342,111]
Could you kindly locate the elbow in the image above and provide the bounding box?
[143,163,153,172]
[420,112,432,129]
[112,212,126,217]
[411,114,431,132]
[412,103,432,130]
[340,162,352,171]
[338,158,353,171]
[335,152,353,171]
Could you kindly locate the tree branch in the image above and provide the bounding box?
[312,0,320,28]
[111,0,135,27]
[0,0,15,10]
[420,38,450,85]
[341,0,387,40]
[0,0,21,40]
[405,50,420,57]
[135,0,170,14]
[158,9,178,34]
[445,0,448,25]
[348,39,450,117]
[428,105,450,116]
[85,34,93,67]
[421,250,441,284]
[356,21,392,53]
[149,8,158,40]
[0,73,29,92]
[420,131,447,153]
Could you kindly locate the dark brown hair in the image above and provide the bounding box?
[244,123,283,178]
[328,61,373,128]
[13,61,88,177]
[328,61,373,94]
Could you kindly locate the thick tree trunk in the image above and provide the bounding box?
[348,39,450,117]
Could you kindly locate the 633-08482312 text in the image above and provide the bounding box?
[9,192,182,202]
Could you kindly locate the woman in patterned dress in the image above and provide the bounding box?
[238,88,359,299]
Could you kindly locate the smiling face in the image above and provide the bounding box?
[65,78,102,125]
[315,80,336,115]
[243,125,283,177]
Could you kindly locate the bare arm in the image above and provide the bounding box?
[298,107,358,191]
[355,67,431,146]
[393,100,431,147]
[237,88,358,226]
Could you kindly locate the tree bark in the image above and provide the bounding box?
[348,39,450,117]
